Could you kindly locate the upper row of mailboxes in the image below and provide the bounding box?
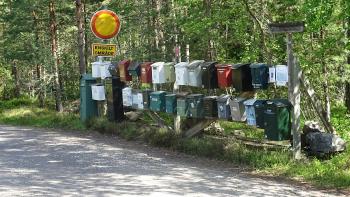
[108,60,287,91]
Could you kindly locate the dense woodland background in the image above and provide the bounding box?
[0,0,349,121]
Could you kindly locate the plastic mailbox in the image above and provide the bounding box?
[92,62,102,78]
[254,99,267,128]
[175,62,189,85]
[187,60,205,87]
[249,63,269,89]
[140,62,153,84]
[164,62,175,83]
[187,94,204,118]
[122,87,132,107]
[177,94,190,117]
[229,97,247,122]
[216,95,231,120]
[203,96,218,118]
[118,60,132,82]
[149,91,167,112]
[201,61,218,89]
[128,61,141,78]
[263,99,292,141]
[165,93,177,114]
[132,89,143,109]
[142,89,153,110]
[151,62,166,84]
[216,64,232,88]
[244,99,257,126]
[231,63,253,92]
[80,74,98,122]
[99,61,112,79]
[91,84,106,101]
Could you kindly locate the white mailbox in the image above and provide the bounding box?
[151,62,166,84]
[91,84,106,101]
[187,60,205,87]
[269,65,288,86]
[100,61,112,79]
[276,65,288,86]
[164,62,175,83]
[175,62,189,85]
[92,62,102,78]
[136,92,144,109]
[122,87,133,107]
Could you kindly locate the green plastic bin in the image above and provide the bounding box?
[80,74,98,122]
[263,99,292,141]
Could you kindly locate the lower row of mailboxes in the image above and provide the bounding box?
[122,87,292,141]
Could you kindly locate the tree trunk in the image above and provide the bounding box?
[12,61,20,98]
[76,0,86,75]
[320,28,331,121]
[32,10,45,107]
[49,1,63,112]
[345,18,350,112]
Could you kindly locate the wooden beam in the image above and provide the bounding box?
[184,120,214,138]
[300,72,335,133]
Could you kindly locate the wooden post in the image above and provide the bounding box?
[269,22,304,160]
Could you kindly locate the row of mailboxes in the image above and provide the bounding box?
[92,60,287,92]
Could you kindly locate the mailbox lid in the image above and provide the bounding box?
[249,63,269,89]
[201,61,218,89]
[140,62,153,83]
[164,62,175,82]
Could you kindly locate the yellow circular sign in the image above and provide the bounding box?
[91,10,120,39]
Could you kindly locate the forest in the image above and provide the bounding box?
[0,0,349,118]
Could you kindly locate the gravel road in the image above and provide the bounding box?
[0,125,345,197]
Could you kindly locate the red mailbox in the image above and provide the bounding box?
[140,62,153,84]
[118,60,132,82]
[216,64,232,88]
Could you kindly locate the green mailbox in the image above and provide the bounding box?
[177,95,189,117]
[263,99,292,141]
[165,93,177,114]
[80,74,98,122]
[254,99,267,128]
[203,96,218,118]
[149,91,166,112]
[188,94,204,118]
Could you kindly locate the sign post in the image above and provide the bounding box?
[90,8,121,117]
[268,22,304,160]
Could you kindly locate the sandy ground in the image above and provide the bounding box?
[0,125,346,197]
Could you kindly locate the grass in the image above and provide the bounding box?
[0,97,349,189]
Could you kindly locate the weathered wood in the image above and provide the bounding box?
[268,22,305,34]
[300,71,335,134]
[184,120,214,138]
[287,33,301,160]
[292,57,302,159]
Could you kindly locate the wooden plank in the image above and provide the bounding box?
[300,71,335,133]
[146,111,174,131]
[268,22,305,34]
[184,120,214,138]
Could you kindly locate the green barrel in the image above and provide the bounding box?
[80,74,98,122]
